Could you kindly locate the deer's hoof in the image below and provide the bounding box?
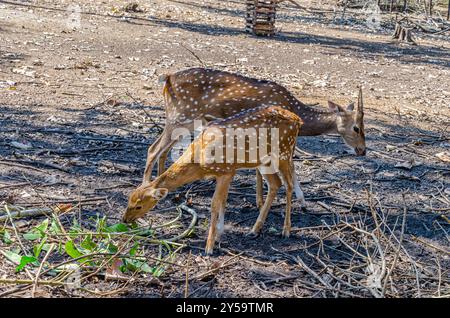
[204,247,215,256]
[203,251,213,257]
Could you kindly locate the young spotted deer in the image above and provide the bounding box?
[124,106,302,255]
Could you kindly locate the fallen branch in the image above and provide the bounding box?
[0,205,68,221]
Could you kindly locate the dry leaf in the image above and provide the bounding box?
[395,158,422,170]
[12,66,36,77]
[386,144,397,151]
[10,141,32,150]
[55,203,73,213]
[105,258,128,281]
[435,152,450,163]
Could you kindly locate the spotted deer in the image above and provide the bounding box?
[124,106,302,255]
[144,68,366,207]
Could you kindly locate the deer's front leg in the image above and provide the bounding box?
[157,148,170,176]
[205,174,233,255]
[256,170,264,209]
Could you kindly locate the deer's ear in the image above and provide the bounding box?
[143,188,168,200]
[346,102,355,111]
[328,101,345,114]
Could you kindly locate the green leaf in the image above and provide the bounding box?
[36,219,49,234]
[105,223,129,233]
[65,241,83,259]
[81,235,96,251]
[68,219,82,237]
[33,237,47,258]
[95,216,107,232]
[23,232,41,241]
[152,266,165,277]
[2,230,12,244]
[41,243,53,251]
[49,218,62,235]
[1,249,22,264]
[107,242,118,254]
[23,218,50,241]
[123,258,153,273]
[16,256,38,272]
[268,227,278,235]
[129,242,139,256]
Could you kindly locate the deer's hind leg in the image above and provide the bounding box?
[292,167,306,210]
[250,171,282,236]
[256,170,264,209]
[278,160,294,238]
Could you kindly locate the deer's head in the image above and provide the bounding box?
[328,88,366,156]
[123,186,168,223]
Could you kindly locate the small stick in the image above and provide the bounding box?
[0,161,48,173]
[295,256,332,289]
[31,244,55,297]
[184,251,191,298]
[343,222,386,293]
[13,196,108,207]
[0,207,52,221]
[0,279,65,286]
[186,253,243,282]
[3,205,28,256]
[180,44,207,67]
[75,136,149,145]
[410,237,450,255]
[165,205,198,242]
[382,199,407,294]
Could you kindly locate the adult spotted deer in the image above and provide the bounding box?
[124,106,302,255]
[143,68,366,207]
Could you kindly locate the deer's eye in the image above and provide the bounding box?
[353,126,360,134]
[135,206,142,210]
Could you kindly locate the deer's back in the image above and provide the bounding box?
[164,68,303,123]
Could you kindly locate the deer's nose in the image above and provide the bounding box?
[355,147,366,156]
[122,211,131,223]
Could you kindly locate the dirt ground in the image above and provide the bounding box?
[0,0,449,298]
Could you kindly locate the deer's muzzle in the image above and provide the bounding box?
[355,147,366,156]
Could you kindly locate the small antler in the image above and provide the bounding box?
[356,86,364,123]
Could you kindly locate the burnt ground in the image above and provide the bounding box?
[0,0,449,298]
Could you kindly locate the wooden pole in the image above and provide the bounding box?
[447,0,450,20]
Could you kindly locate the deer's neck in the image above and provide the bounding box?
[151,163,203,192]
[293,105,338,136]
